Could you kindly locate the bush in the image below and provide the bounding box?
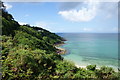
[86,65,96,71]
[96,66,118,79]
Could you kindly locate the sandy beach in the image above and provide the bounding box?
[75,64,100,69]
[75,64,118,72]
[75,64,86,68]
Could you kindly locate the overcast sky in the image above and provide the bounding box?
[4,1,118,33]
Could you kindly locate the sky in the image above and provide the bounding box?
[4,1,118,33]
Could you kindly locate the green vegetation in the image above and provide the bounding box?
[0,1,120,79]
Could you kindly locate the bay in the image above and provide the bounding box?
[57,33,119,70]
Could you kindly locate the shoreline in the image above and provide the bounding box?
[55,46,67,55]
[75,64,118,72]
[75,64,100,69]
[55,38,118,73]
[75,65,86,68]
[55,41,67,55]
[55,41,118,72]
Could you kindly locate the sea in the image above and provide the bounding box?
[57,33,119,71]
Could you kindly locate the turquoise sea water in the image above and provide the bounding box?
[57,33,119,70]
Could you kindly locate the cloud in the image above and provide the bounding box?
[34,21,59,32]
[59,2,82,11]
[106,14,112,19]
[35,21,47,27]
[83,27,93,31]
[18,22,28,25]
[4,3,12,10]
[112,27,118,32]
[34,21,52,31]
[58,0,99,22]
[58,1,118,22]
[19,21,54,32]
[58,7,97,22]
[98,2,118,19]
[24,14,29,17]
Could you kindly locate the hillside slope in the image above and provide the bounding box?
[1,2,119,80]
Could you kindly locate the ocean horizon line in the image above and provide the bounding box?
[55,32,118,34]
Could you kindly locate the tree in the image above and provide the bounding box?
[0,1,6,10]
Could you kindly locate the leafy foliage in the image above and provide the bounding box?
[14,31,56,52]
[1,1,119,80]
[95,66,118,79]
[87,65,96,71]
[1,9,19,36]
